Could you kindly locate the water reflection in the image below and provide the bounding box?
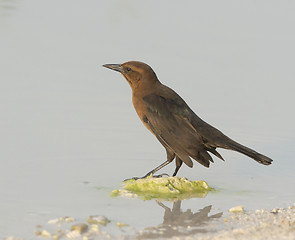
[137,201,222,239]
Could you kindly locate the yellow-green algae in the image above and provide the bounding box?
[111,176,212,200]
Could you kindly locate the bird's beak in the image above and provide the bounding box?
[102,64,122,73]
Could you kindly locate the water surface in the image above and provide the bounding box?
[0,0,295,238]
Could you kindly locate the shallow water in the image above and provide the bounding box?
[1,0,295,238]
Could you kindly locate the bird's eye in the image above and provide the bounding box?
[126,67,131,72]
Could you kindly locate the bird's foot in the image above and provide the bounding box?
[123,173,169,182]
[151,173,169,178]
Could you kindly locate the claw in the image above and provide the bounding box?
[152,173,169,178]
[123,173,169,182]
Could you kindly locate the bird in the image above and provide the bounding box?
[103,61,273,179]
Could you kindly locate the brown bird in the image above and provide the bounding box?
[103,61,273,179]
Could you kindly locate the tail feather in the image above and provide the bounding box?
[224,140,273,165]
[207,148,225,161]
[190,150,213,168]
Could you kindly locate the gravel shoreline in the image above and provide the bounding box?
[4,205,295,240]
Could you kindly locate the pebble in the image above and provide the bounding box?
[41,230,51,238]
[52,234,60,240]
[256,209,266,214]
[271,208,282,214]
[5,237,24,240]
[64,217,75,223]
[87,215,110,226]
[48,218,60,224]
[116,222,128,228]
[71,223,88,234]
[229,205,244,213]
[90,224,100,232]
[48,216,75,225]
[34,230,42,236]
[66,230,81,239]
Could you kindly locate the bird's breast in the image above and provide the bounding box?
[132,94,154,134]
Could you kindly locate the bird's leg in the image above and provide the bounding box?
[172,165,181,177]
[124,160,171,182]
[142,160,171,178]
[172,157,183,176]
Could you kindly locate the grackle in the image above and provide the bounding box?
[103,61,273,179]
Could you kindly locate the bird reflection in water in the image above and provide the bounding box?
[137,201,222,239]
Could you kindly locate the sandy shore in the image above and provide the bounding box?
[173,205,295,240]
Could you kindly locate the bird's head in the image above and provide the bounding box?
[103,61,159,90]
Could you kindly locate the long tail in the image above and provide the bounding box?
[225,140,273,165]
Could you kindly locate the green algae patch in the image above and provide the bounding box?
[111,177,212,201]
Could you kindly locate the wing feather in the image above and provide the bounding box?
[143,92,213,168]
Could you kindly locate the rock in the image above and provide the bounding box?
[66,230,81,239]
[87,215,110,226]
[48,218,60,224]
[52,234,60,240]
[113,176,212,200]
[229,206,244,213]
[34,230,42,236]
[71,223,88,234]
[90,224,100,232]
[271,208,282,214]
[41,230,51,238]
[48,216,75,225]
[116,222,128,228]
[64,216,75,223]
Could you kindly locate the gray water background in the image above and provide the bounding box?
[1,0,295,238]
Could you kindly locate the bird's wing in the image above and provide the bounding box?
[143,93,215,168]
